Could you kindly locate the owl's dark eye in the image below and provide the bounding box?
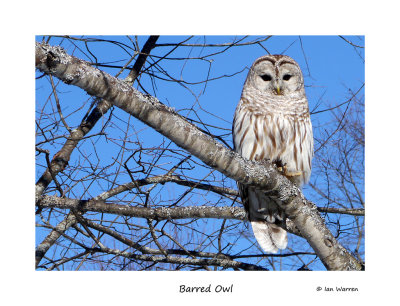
[283,74,292,81]
[260,74,272,81]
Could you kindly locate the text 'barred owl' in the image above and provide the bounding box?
[233,55,313,253]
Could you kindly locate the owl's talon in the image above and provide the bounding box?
[285,171,302,177]
[277,165,302,177]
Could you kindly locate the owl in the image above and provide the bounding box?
[233,55,313,253]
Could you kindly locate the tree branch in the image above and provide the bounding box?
[38,195,247,221]
[35,213,77,268]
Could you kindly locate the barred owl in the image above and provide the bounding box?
[233,55,313,253]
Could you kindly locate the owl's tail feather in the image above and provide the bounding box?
[251,221,288,253]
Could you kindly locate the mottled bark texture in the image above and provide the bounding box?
[35,42,363,271]
[35,213,77,268]
[38,195,247,221]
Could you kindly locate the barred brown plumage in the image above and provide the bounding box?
[233,55,313,253]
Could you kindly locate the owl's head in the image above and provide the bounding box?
[246,55,305,97]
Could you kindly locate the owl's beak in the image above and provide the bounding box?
[275,85,281,95]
